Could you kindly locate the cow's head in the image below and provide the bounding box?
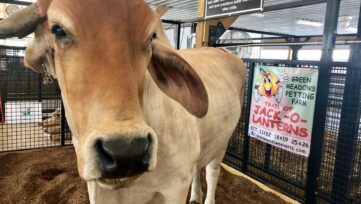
[0,0,208,189]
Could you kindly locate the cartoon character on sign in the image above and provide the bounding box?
[254,68,288,103]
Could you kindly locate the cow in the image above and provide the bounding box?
[0,1,246,203]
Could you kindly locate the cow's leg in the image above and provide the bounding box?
[189,167,203,204]
[204,159,221,204]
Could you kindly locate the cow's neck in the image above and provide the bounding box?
[142,69,194,121]
[142,71,169,124]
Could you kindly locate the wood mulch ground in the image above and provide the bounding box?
[0,147,290,204]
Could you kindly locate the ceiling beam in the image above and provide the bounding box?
[229,27,298,38]
[162,19,181,25]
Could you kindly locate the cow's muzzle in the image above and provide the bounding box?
[95,134,152,179]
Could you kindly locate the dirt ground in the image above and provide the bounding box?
[0,147,290,204]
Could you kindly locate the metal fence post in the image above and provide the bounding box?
[305,0,340,203]
[61,100,65,146]
[330,3,361,203]
[264,144,272,170]
[38,74,42,103]
[242,62,256,172]
[0,76,7,123]
[176,23,182,50]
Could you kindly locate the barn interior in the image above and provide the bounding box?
[0,0,360,203]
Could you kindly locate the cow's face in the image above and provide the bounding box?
[0,0,208,189]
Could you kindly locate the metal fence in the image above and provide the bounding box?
[0,46,71,152]
[1,48,361,204]
[224,59,361,204]
[1,0,359,204]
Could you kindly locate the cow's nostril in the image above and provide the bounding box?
[95,140,114,164]
[142,134,153,166]
[95,135,152,179]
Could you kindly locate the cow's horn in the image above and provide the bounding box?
[0,4,45,39]
[155,5,170,17]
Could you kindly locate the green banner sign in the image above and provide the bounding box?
[248,65,319,157]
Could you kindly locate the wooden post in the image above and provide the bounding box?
[196,0,206,47]
[196,0,237,47]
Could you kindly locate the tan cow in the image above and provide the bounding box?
[0,1,246,204]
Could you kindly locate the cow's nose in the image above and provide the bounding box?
[95,135,152,179]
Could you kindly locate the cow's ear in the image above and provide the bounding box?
[24,23,56,78]
[148,40,208,118]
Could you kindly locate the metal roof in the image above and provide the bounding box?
[145,0,199,22]
[146,0,360,36]
[1,0,359,37]
[231,0,360,36]
[144,0,307,21]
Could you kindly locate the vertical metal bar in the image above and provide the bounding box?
[305,0,340,203]
[264,144,272,170]
[38,74,42,103]
[242,62,256,172]
[291,44,302,60]
[176,23,182,50]
[330,3,361,203]
[287,38,302,61]
[60,100,65,146]
[350,2,361,63]
[291,48,298,61]
[0,76,6,123]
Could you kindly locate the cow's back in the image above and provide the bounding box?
[178,47,246,167]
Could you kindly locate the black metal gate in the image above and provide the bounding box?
[0,46,71,152]
[220,0,361,203]
[224,59,361,204]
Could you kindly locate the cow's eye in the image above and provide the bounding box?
[51,25,68,40]
[147,32,157,49]
[150,32,157,43]
[152,32,157,40]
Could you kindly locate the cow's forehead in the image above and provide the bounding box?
[39,0,156,39]
[38,0,150,12]
[37,0,52,15]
